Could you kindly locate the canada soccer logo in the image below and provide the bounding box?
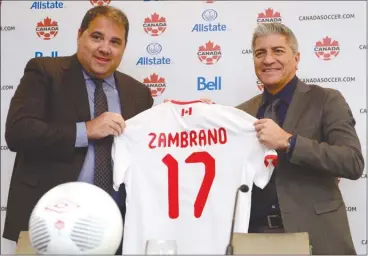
[143,73,166,97]
[143,13,167,36]
[257,8,282,23]
[90,0,111,6]
[314,37,340,61]
[256,79,264,92]
[197,41,222,65]
[36,17,59,40]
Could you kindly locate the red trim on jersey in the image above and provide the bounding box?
[264,154,278,167]
[170,100,203,105]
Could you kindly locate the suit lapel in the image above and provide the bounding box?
[62,54,91,121]
[282,80,311,132]
[248,95,264,117]
[114,72,135,120]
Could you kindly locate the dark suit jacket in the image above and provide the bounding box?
[3,54,153,242]
[237,79,364,255]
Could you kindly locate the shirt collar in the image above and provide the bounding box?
[263,75,298,105]
[82,69,116,89]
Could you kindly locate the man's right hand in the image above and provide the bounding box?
[86,112,126,140]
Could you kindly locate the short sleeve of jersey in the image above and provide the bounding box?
[250,144,277,189]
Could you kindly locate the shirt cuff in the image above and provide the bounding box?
[75,122,88,147]
[287,135,297,159]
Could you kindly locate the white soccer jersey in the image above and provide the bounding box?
[112,100,277,255]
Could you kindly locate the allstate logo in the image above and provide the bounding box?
[202,9,218,22]
[146,42,162,55]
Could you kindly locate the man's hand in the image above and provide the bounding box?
[86,112,126,140]
[254,118,292,150]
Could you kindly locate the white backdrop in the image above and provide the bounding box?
[1,0,367,254]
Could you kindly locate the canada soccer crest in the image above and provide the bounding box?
[257,8,282,23]
[36,17,59,40]
[197,41,222,65]
[143,13,167,36]
[90,0,111,6]
[314,36,340,61]
[143,73,166,97]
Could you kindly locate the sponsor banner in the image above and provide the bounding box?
[137,43,171,65]
[0,85,14,91]
[299,76,356,84]
[0,1,366,255]
[30,1,64,9]
[299,13,355,21]
[0,26,16,32]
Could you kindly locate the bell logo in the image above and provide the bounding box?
[90,0,111,6]
[257,8,282,23]
[314,37,340,61]
[143,73,166,97]
[197,41,222,65]
[143,13,167,36]
[36,17,58,40]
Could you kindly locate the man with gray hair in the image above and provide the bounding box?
[237,22,363,255]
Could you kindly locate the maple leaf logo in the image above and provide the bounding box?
[36,17,59,40]
[314,36,340,61]
[143,73,165,84]
[258,8,280,18]
[37,17,58,27]
[143,73,166,97]
[143,13,167,36]
[90,0,111,6]
[198,41,220,51]
[197,41,222,65]
[256,80,264,92]
[145,13,166,23]
[316,36,339,47]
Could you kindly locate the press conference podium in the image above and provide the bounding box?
[15,231,36,254]
[15,230,311,255]
[232,232,311,254]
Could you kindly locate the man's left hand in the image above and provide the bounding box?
[254,118,292,150]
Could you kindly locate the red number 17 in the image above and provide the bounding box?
[162,151,215,219]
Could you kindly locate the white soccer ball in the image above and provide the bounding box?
[28,182,123,254]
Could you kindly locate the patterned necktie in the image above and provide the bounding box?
[92,79,113,193]
[264,98,281,124]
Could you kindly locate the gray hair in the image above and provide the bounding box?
[251,23,299,55]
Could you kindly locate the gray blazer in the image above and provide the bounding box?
[236,79,364,255]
